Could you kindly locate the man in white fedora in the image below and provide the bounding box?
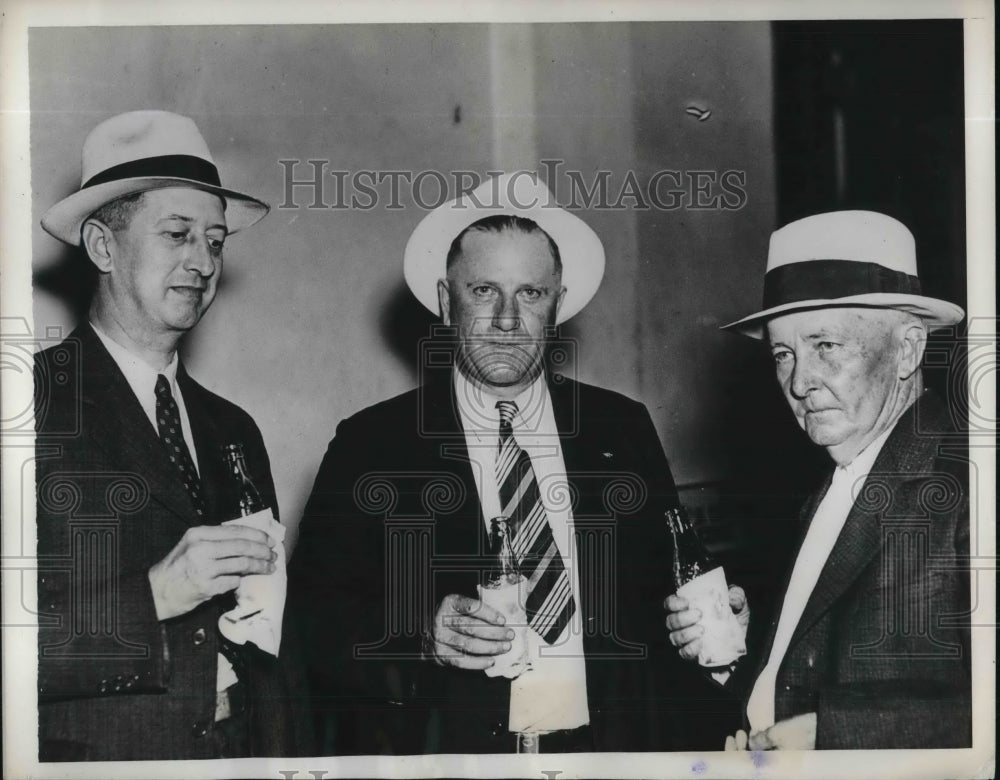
[666,210,971,749]
[35,111,310,760]
[289,172,740,753]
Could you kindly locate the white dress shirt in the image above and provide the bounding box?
[90,322,199,474]
[454,369,590,734]
[746,422,896,732]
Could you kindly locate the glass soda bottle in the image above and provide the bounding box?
[478,515,530,677]
[665,506,746,667]
[222,443,267,517]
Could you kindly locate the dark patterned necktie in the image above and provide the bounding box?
[155,375,206,518]
[155,375,245,695]
[495,400,575,644]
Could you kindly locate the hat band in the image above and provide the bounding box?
[82,154,221,189]
[762,259,922,309]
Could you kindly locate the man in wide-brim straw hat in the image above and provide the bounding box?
[666,210,971,750]
[289,171,745,754]
[35,110,310,760]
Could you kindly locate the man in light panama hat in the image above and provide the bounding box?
[40,111,267,246]
[666,210,971,750]
[289,172,743,753]
[35,111,309,760]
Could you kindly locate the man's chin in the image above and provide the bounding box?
[463,354,539,382]
[480,369,532,388]
[464,362,544,392]
[163,309,205,333]
[803,420,848,449]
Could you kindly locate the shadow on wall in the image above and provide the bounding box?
[33,247,96,322]
[378,281,437,381]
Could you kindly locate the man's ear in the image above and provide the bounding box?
[898,321,928,380]
[554,286,567,320]
[80,219,115,273]
[437,279,451,325]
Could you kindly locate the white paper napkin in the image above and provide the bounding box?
[477,578,531,679]
[218,509,286,657]
[677,566,746,667]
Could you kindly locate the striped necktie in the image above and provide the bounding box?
[155,375,207,518]
[494,400,575,644]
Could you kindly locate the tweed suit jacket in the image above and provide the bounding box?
[288,370,742,754]
[35,324,310,761]
[737,391,971,748]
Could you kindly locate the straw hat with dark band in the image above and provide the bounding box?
[403,172,605,325]
[41,110,269,246]
[722,210,965,338]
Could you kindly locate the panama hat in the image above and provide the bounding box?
[722,210,965,338]
[41,110,269,245]
[403,171,605,325]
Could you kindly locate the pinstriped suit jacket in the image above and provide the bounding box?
[35,324,311,760]
[738,391,971,748]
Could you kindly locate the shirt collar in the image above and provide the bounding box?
[837,419,897,480]
[90,320,180,398]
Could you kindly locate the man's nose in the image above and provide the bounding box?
[789,352,819,399]
[184,236,217,276]
[492,295,520,332]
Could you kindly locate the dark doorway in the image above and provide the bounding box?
[725,20,968,617]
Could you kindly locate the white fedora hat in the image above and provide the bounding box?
[722,210,965,339]
[41,110,269,245]
[403,171,605,325]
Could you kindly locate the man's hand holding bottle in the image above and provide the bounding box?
[665,584,749,662]
[663,507,749,667]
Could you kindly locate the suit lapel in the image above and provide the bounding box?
[548,378,604,635]
[178,369,233,526]
[419,375,484,560]
[788,487,882,646]
[747,470,832,683]
[788,405,922,646]
[75,325,201,527]
[549,376,592,492]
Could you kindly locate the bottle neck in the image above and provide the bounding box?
[224,445,265,516]
[490,517,520,582]
[667,507,716,585]
[499,533,518,577]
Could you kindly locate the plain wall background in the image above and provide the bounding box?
[30,23,777,549]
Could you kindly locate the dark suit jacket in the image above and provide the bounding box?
[288,371,741,754]
[733,391,971,748]
[35,324,311,761]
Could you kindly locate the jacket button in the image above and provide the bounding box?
[98,680,108,694]
[192,628,207,645]
[191,720,210,738]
